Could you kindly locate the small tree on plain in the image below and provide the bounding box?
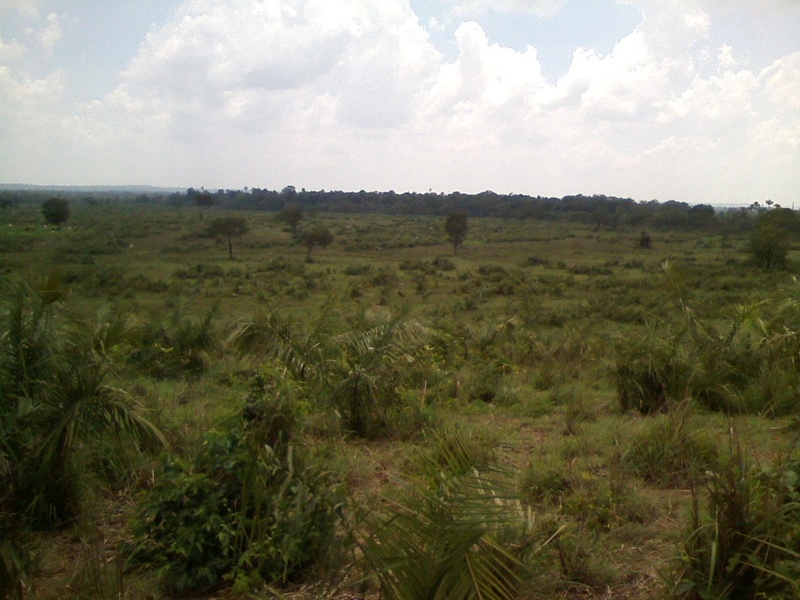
[748,208,798,270]
[444,212,468,256]
[276,205,304,233]
[41,198,70,228]
[298,224,333,261]
[206,216,249,259]
[749,225,789,270]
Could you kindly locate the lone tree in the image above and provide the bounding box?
[41,198,70,228]
[298,224,333,261]
[444,212,468,256]
[749,208,798,270]
[276,205,304,233]
[206,216,249,259]
[749,225,790,270]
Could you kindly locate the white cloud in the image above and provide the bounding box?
[36,12,61,52]
[761,51,800,110]
[717,44,735,70]
[0,64,63,114]
[0,36,25,61]
[0,0,41,17]
[702,0,800,17]
[428,22,546,112]
[445,0,566,18]
[112,0,440,133]
[1,0,797,204]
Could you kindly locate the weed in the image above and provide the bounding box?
[621,405,718,487]
[673,430,800,599]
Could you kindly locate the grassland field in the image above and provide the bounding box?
[2,200,799,600]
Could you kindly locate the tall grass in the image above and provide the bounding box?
[673,429,800,599]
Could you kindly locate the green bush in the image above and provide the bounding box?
[126,304,217,380]
[130,392,343,594]
[360,431,545,600]
[519,461,571,505]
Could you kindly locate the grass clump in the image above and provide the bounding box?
[673,433,800,599]
[621,405,718,487]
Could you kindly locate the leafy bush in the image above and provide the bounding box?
[614,273,800,417]
[130,388,343,594]
[519,461,571,505]
[431,256,456,271]
[173,263,225,280]
[130,454,237,593]
[0,274,165,528]
[126,304,218,380]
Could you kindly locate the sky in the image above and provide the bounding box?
[1,0,798,205]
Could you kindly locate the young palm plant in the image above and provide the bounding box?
[229,307,433,437]
[358,431,550,599]
[325,311,432,437]
[0,273,166,528]
[24,350,167,525]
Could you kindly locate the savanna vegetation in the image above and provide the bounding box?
[1,188,799,600]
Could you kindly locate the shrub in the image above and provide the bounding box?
[519,461,571,505]
[126,304,218,380]
[673,436,800,599]
[359,431,547,600]
[612,327,692,414]
[130,389,343,594]
[431,256,456,271]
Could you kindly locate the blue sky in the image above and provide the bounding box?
[1,0,798,205]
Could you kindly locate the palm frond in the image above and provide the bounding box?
[39,359,167,463]
[227,311,329,380]
[360,432,537,600]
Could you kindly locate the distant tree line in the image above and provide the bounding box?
[0,186,786,234]
[164,188,758,233]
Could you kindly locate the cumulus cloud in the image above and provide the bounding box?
[1,0,797,204]
[112,0,440,133]
[0,0,41,17]
[93,0,799,200]
[36,12,61,52]
[0,36,25,61]
[445,0,565,18]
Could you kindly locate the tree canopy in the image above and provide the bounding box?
[276,204,304,233]
[206,216,249,259]
[444,212,468,255]
[297,224,333,260]
[41,198,70,227]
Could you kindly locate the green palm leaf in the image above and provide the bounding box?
[360,432,543,600]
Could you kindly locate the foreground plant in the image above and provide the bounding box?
[129,377,344,595]
[0,273,165,527]
[358,431,552,600]
[673,430,800,599]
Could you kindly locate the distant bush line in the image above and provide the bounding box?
[1,187,757,233]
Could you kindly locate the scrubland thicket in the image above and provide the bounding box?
[1,190,800,600]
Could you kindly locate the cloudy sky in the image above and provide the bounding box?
[1,0,798,205]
